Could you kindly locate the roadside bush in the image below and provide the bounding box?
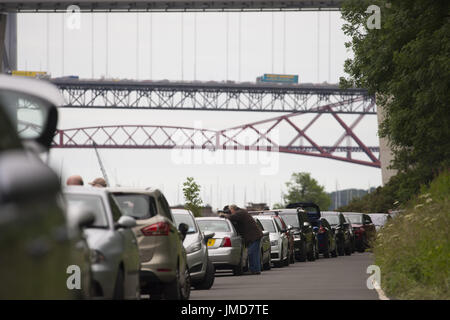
[374,170,450,299]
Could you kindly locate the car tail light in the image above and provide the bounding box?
[221,237,232,247]
[141,222,170,236]
[319,226,326,234]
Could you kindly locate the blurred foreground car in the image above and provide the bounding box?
[196,217,248,275]
[321,211,353,256]
[172,209,216,290]
[343,213,376,252]
[111,188,190,300]
[64,187,141,299]
[0,75,89,299]
[254,215,289,267]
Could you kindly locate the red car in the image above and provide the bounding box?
[343,213,376,252]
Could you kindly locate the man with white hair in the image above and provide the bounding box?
[222,204,263,275]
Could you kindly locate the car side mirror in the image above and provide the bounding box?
[0,151,60,204]
[203,231,215,244]
[115,215,136,229]
[178,223,189,241]
[287,224,294,231]
[303,222,311,228]
[262,231,269,237]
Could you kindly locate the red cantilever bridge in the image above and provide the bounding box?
[50,98,380,168]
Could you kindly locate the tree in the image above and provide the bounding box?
[340,0,450,199]
[282,172,331,210]
[182,177,203,217]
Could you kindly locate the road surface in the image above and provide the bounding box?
[191,252,379,300]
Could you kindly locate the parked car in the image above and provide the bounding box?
[368,213,391,231]
[0,75,90,299]
[315,218,338,258]
[254,215,289,268]
[321,211,353,256]
[273,214,295,265]
[343,213,376,252]
[253,217,272,271]
[172,208,215,290]
[64,187,141,299]
[110,188,191,300]
[273,207,317,261]
[344,215,356,252]
[196,217,248,276]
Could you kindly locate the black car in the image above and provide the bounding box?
[321,211,353,256]
[286,202,322,259]
[262,209,317,262]
[315,218,338,258]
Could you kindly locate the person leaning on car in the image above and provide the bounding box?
[220,204,263,275]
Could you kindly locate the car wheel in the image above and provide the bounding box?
[194,259,215,290]
[323,243,330,258]
[296,241,307,262]
[233,254,244,276]
[263,252,271,270]
[112,268,125,300]
[163,264,191,300]
[345,241,352,256]
[307,243,315,261]
[338,239,345,256]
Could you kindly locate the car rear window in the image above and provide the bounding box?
[278,214,299,227]
[173,213,197,234]
[197,220,231,233]
[321,214,340,226]
[256,218,276,233]
[65,194,109,228]
[345,214,363,224]
[113,194,157,220]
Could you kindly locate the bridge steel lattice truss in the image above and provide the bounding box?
[51,97,380,168]
[53,79,374,114]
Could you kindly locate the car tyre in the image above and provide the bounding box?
[194,259,215,290]
[307,243,315,261]
[233,254,244,276]
[295,241,307,262]
[112,268,125,300]
[164,264,191,300]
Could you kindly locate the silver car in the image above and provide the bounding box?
[254,215,289,268]
[64,187,141,299]
[195,217,248,276]
[172,209,215,290]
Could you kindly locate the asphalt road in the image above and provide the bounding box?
[190,252,379,300]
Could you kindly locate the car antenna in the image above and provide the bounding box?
[92,141,110,187]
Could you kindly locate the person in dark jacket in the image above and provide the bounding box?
[221,204,263,274]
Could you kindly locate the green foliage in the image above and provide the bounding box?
[282,172,331,210]
[374,170,450,299]
[341,0,450,190]
[272,203,284,209]
[182,177,203,217]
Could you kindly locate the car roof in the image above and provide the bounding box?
[64,186,109,196]
[107,187,160,195]
[321,211,342,215]
[254,215,275,220]
[171,208,192,215]
[195,217,227,221]
[0,75,64,107]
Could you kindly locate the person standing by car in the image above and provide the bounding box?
[221,205,263,275]
[66,175,84,186]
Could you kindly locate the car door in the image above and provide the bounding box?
[108,194,140,294]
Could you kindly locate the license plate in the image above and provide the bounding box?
[207,239,216,247]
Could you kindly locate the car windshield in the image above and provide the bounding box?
[278,214,299,227]
[173,213,197,234]
[0,90,51,140]
[345,214,363,224]
[255,218,276,233]
[322,215,340,226]
[113,194,157,220]
[65,194,108,228]
[369,215,387,226]
[197,220,231,233]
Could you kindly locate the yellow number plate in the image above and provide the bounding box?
[207,239,216,247]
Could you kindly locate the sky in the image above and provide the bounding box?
[17,11,382,210]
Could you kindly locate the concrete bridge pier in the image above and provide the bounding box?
[1,12,17,73]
